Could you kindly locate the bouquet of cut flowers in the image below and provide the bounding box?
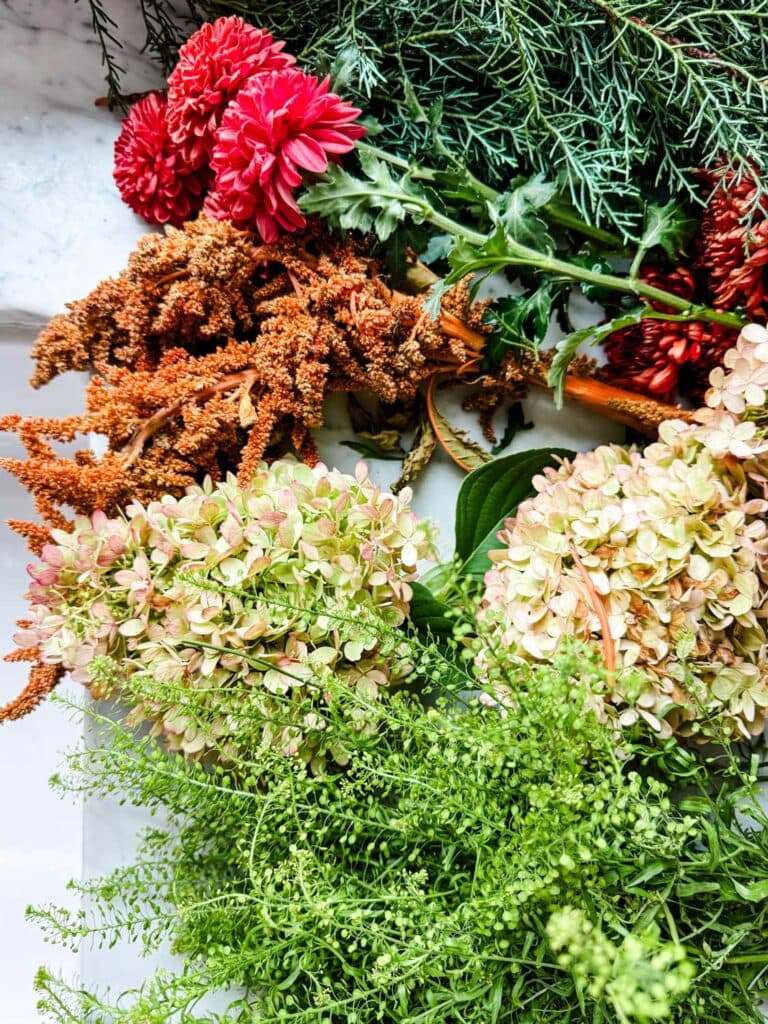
[4,11,768,1024]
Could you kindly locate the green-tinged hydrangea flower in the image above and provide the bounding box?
[479,419,768,740]
[16,458,437,768]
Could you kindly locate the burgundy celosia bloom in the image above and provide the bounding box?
[113,92,208,227]
[603,266,737,401]
[166,16,295,169]
[696,168,768,319]
[205,67,366,241]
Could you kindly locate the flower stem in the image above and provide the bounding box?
[356,142,628,251]
[414,203,745,331]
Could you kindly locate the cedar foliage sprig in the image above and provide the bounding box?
[30,638,768,1024]
[80,0,768,232]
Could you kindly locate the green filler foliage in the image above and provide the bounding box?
[31,640,768,1024]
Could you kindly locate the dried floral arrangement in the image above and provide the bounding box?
[6,17,752,561]
[0,219,484,545]
[98,17,768,413]
[7,11,768,1024]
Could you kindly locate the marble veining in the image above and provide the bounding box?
[0,3,162,1020]
[0,0,163,317]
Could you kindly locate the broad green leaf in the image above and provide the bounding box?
[633,199,697,269]
[547,309,645,407]
[408,582,454,636]
[455,448,573,576]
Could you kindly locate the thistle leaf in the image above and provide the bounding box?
[444,225,518,287]
[483,284,562,367]
[634,199,698,268]
[496,175,557,253]
[565,253,616,305]
[301,157,432,241]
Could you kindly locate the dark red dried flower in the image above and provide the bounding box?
[113,92,208,227]
[602,266,737,401]
[205,67,366,241]
[166,16,295,169]
[696,168,768,318]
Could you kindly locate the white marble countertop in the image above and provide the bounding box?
[1,3,161,1019]
[0,2,625,1018]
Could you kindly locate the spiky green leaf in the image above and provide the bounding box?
[634,199,698,269]
[496,175,557,252]
[547,310,646,407]
[483,284,563,367]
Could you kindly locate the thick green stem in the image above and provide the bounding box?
[416,204,745,330]
[356,142,627,251]
[542,196,630,252]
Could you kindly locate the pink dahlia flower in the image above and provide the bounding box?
[166,16,295,168]
[206,67,366,241]
[113,92,208,227]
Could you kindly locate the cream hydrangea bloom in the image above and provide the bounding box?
[18,458,437,767]
[479,421,768,739]
[706,322,768,416]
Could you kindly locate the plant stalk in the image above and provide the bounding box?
[416,204,745,331]
[430,306,694,438]
[356,142,628,251]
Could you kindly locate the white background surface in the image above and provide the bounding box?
[0,1,625,1017]
[0,2,161,1018]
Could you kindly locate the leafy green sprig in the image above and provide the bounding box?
[301,148,746,401]
[31,638,768,1024]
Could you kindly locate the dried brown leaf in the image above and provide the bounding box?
[392,416,437,493]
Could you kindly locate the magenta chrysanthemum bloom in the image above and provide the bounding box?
[166,16,295,168]
[113,92,208,227]
[206,67,366,241]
